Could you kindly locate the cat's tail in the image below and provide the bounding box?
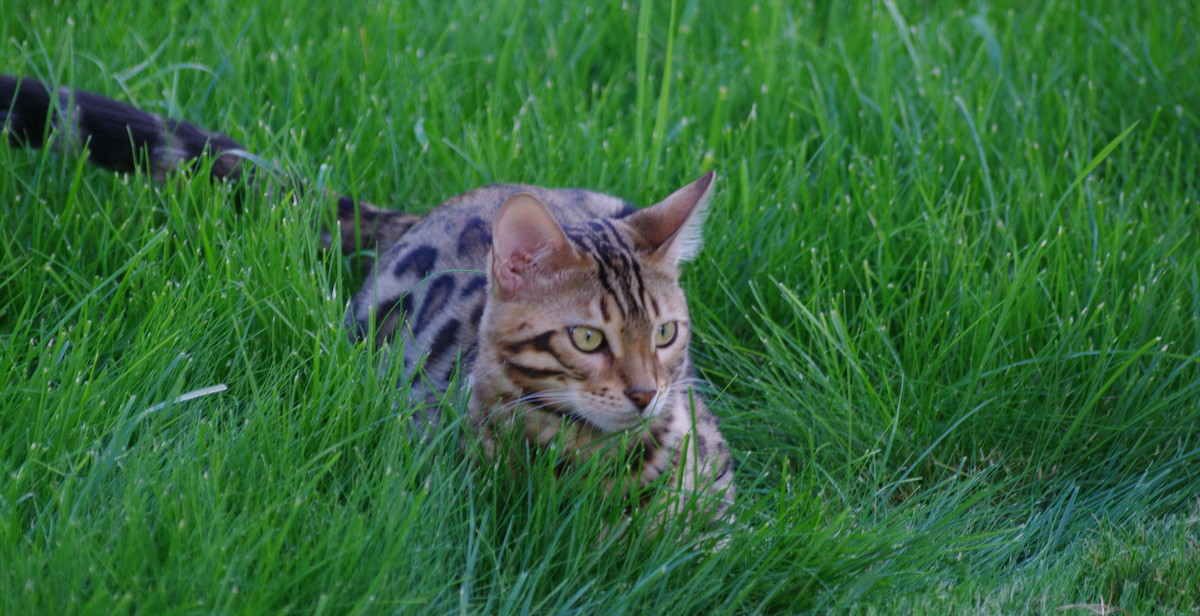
[1,74,418,255]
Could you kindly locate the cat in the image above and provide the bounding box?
[1,74,735,523]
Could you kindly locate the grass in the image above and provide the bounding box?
[3,0,1199,613]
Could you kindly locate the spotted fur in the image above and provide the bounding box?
[3,74,735,522]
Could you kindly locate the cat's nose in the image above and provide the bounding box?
[625,388,656,411]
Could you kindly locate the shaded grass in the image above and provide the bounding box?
[3,0,1199,613]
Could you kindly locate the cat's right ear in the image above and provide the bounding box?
[624,170,715,265]
[491,194,577,299]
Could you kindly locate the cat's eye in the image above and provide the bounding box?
[569,326,605,352]
[654,321,678,347]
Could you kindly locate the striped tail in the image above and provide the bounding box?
[1,74,418,255]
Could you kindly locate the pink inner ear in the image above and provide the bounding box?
[492,250,529,296]
[491,193,574,298]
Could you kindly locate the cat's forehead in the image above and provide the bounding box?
[563,219,633,252]
[559,219,685,322]
[562,218,670,264]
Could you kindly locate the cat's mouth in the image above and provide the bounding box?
[515,390,653,433]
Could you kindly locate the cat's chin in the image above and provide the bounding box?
[576,413,645,434]
[515,388,662,434]
[571,402,663,434]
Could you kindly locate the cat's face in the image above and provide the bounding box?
[473,172,714,434]
[482,248,694,432]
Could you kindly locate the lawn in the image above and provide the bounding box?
[3,0,1199,613]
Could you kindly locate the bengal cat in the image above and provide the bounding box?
[1,74,735,525]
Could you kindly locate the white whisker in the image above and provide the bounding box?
[666,377,707,396]
[498,389,577,418]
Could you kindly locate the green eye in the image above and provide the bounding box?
[569,326,605,352]
[654,321,678,347]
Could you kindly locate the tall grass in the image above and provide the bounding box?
[3,0,1199,612]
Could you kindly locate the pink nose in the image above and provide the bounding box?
[625,388,656,411]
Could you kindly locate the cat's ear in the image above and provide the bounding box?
[624,170,714,265]
[491,193,578,299]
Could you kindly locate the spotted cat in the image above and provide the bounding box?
[2,75,735,521]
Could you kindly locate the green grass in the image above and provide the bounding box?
[3,0,1199,613]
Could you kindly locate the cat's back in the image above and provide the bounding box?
[375,184,635,274]
[347,183,636,349]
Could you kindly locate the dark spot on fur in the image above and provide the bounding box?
[567,189,590,204]
[504,362,566,381]
[468,304,485,331]
[695,429,710,458]
[424,318,461,370]
[370,293,414,340]
[624,438,649,467]
[715,458,734,482]
[392,245,438,279]
[413,275,456,334]
[503,330,557,355]
[640,436,662,464]
[459,274,487,298]
[458,217,492,258]
[447,342,479,382]
[350,316,370,342]
[649,422,669,447]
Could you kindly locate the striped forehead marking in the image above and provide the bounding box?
[567,220,659,322]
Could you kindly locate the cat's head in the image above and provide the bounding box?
[474,172,714,433]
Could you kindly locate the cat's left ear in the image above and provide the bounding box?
[624,170,714,265]
[491,193,579,300]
